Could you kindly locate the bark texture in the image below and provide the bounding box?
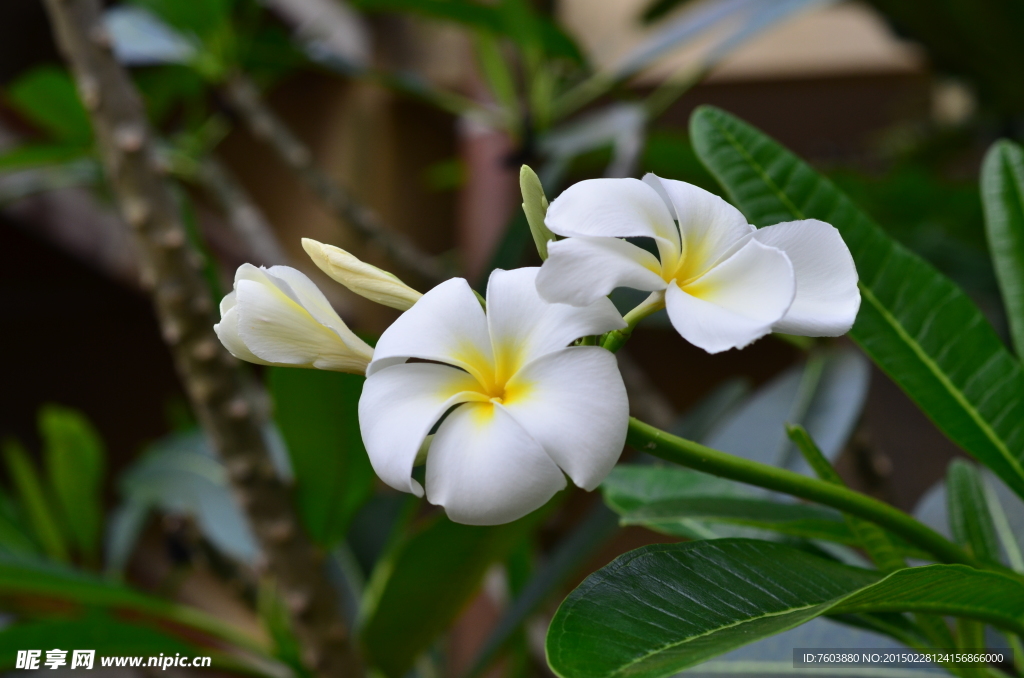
[42,1,360,674]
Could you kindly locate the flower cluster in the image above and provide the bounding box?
[215,175,860,525]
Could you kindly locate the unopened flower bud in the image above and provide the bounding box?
[302,238,423,311]
[521,164,556,260]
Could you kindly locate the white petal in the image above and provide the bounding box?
[753,220,861,336]
[359,363,485,495]
[668,239,795,353]
[486,267,625,375]
[644,174,753,279]
[234,274,370,372]
[262,265,372,354]
[536,236,667,306]
[214,302,272,366]
[425,402,566,525]
[502,347,627,490]
[545,178,681,261]
[368,278,494,380]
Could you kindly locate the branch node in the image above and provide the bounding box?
[160,229,186,249]
[161,322,182,345]
[191,338,219,361]
[302,648,321,671]
[264,518,295,543]
[87,24,112,50]
[139,267,156,290]
[286,590,312,616]
[122,197,150,229]
[326,623,348,642]
[225,397,250,419]
[191,295,213,314]
[76,74,100,109]
[226,457,255,482]
[114,124,146,152]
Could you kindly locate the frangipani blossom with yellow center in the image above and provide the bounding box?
[535,175,861,353]
[214,264,373,373]
[359,267,629,525]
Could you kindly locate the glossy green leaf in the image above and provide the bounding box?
[788,425,906,572]
[6,67,93,144]
[3,441,67,562]
[603,464,928,558]
[982,139,1024,359]
[269,368,374,548]
[546,539,1024,678]
[947,460,1001,565]
[39,406,105,562]
[361,511,539,678]
[621,496,854,540]
[0,553,266,655]
[690,105,1024,502]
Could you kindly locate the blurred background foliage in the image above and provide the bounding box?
[1,0,1024,676]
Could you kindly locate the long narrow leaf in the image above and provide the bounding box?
[981,139,1024,359]
[947,460,1002,565]
[3,441,67,562]
[546,539,1024,678]
[690,106,1024,501]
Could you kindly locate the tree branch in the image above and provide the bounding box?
[197,155,290,266]
[42,1,360,674]
[222,73,449,284]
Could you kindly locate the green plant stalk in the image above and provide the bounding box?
[601,292,666,352]
[626,417,979,568]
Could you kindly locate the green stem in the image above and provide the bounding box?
[626,417,978,568]
[602,291,665,352]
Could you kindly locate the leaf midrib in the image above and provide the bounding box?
[703,112,1024,492]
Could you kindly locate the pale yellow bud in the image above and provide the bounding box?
[302,238,423,311]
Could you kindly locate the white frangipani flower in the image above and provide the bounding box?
[359,267,629,525]
[535,175,860,354]
[214,264,373,373]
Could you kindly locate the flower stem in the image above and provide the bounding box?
[601,291,665,352]
[626,417,979,568]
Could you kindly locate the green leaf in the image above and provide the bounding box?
[620,496,857,542]
[546,539,1024,678]
[788,425,906,572]
[0,614,226,671]
[690,105,1024,502]
[0,553,267,656]
[947,459,1002,565]
[3,440,68,562]
[269,368,374,548]
[0,613,281,675]
[361,511,540,678]
[603,465,928,558]
[6,67,93,145]
[39,406,105,563]
[981,139,1024,359]
[474,31,519,121]
[0,487,37,557]
[130,0,234,40]
[0,144,91,172]
[983,473,1024,572]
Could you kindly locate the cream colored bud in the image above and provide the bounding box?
[302,238,423,311]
